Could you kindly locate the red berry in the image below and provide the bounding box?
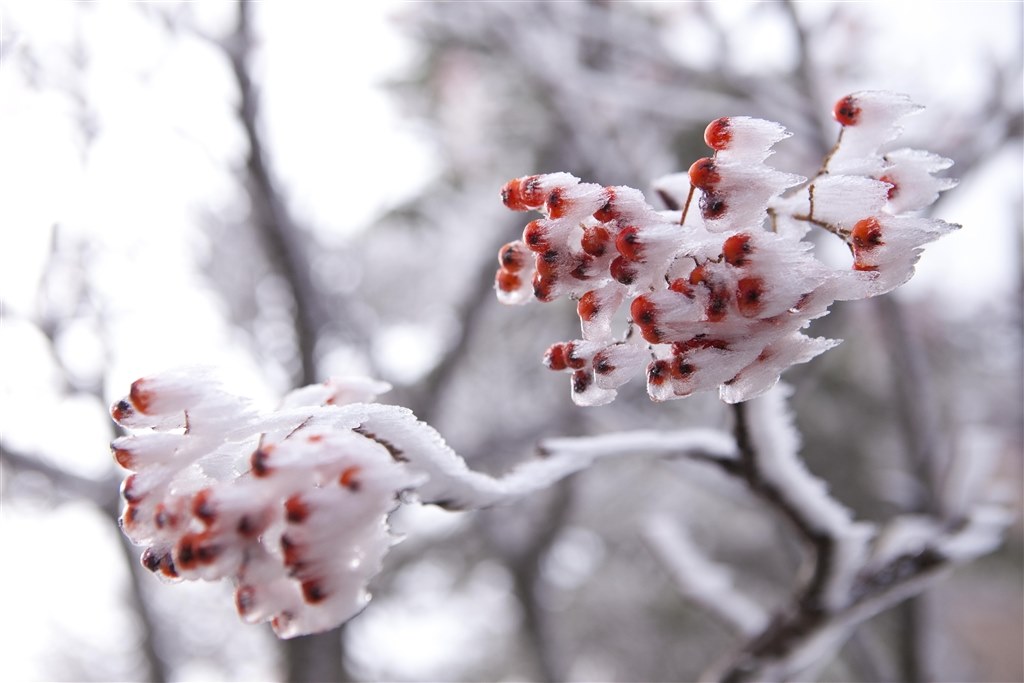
[571,369,593,394]
[631,295,663,343]
[523,219,551,252]
[285,494,311,523]
[593,187,618,222]
[498,241,526,271]
[496,268,521,293]
[615,225,644,262]
[669,278,695,297]
[699,192,728,220]
[570,254,593,280]
[610,256,637,285]
[593,350,615,375]
[878,174,899,200]
[532,270,557,302]
[547,188,568,219]
[500,177,528,211]
[581,225,611,256]
[647,360,671,386]
[688,264,708,286]
[192,488,217,525]
[129,378,154,414]
[833,95,860,126]
[630,295,658,327]
[301,579,328,604]
[577,290,599,322]
[688,157,720,191]
[736,277,765,318]
[339,466,362,491]
[851,217,884,251]
[565,342,586,370]
[704,117,732,151]
[535,250,560,278]
[670,356,696,380]
[723,233,753,266]
[544,343,569,371]
[705,282,729,322]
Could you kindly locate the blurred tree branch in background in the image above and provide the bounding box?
[2,1,1020,682]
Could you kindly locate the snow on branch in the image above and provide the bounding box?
[644,514,768,638]
[108,369,638,638]
[701,385,1012,683]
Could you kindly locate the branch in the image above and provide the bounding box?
[225,1,326,386]
[697,386,1009,683]
[1,443,170,682]
[644,515,768,638]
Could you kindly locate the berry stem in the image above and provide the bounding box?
[679,184,696,226]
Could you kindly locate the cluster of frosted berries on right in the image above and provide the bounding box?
[495,91,957,406]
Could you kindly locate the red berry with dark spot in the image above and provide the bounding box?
[610,256,637,285]
[736,277,765,318]
[547,188,568,218]
[544,343,569,371]
[192,489,217,525]
[572,369,592,394]
[535,250,560,278]
[577,291,599,322]
[111,399,133,423]
[570,254,593,280]
[523,220,551,252]
[122,474,144,503]
[705,285,729,322]
[532,270,557,302]
[565,342,586,370]
[500,175,543,210]
[340,466,362,491]
[833,95,860,126]
[498,242,526,271]
[671,357,696,380]
[581,225,611,256]
[704,117,732,151]
[700,192,728,220]
[615,225,644,262]
[648,360,671,386]
[688,157,720,191]
[593,350,614,375]
[593,187,617,222]
[285,494,310,523]
[302,580,328,604]
[630,295,658,327]
[723,233,753,266]
[851,217,884,251]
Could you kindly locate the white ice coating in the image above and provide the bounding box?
[112,370,659,637]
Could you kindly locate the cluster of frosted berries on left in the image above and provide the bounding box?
[495,91,957,406]
[111,369,608,637]
[111,371,424,637]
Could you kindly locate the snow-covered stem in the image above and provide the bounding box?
[698,387,1009,683]
[644,515,768,638]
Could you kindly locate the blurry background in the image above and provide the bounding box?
[1,2,1021,681]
